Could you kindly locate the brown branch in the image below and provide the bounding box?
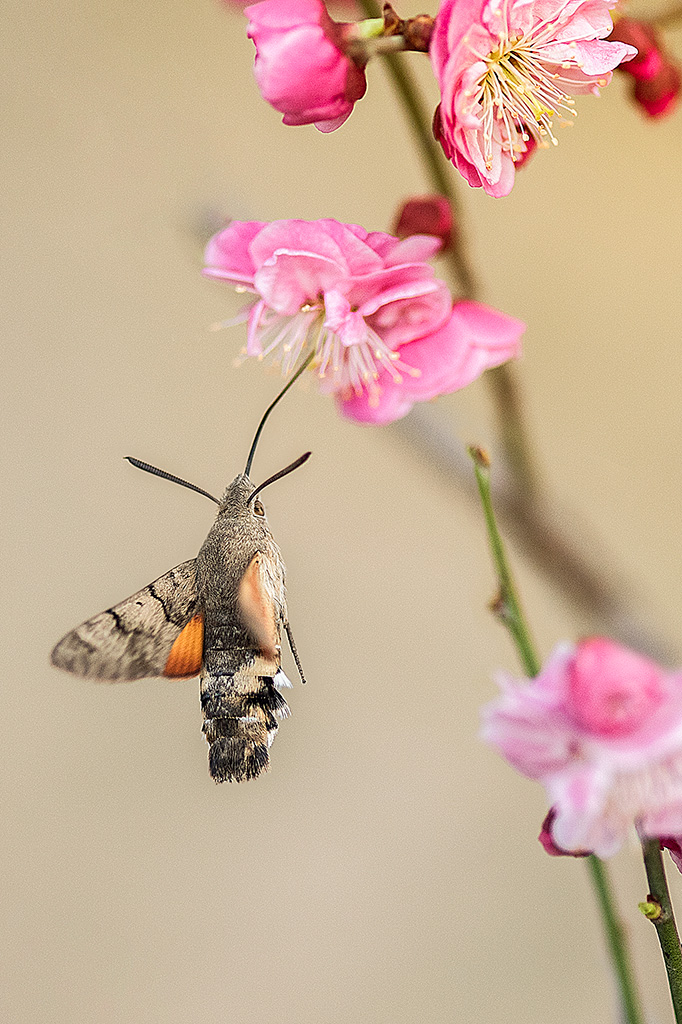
[391,405,678,665]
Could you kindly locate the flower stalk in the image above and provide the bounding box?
[641,838,682,1023]
[469,445,539,676]
[469,447,645,1024]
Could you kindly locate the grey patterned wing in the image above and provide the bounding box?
[50,560,199,681]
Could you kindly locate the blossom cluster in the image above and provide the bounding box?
[243,0,637,197]
[483,638,682,867]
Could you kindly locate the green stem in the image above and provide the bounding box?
[588,856,646,1024]
[641,838,682,1022]
[469,446,539,676]
[469,447,645,1024]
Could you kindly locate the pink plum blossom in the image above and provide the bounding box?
[430,0,637,197]
[245,0,366,132]
[204,218,524,422]
[482,638,682,862]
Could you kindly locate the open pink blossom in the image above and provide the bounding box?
[204,218,523,421]
[430,0,637,197]
[245,0,366,132]
[482,638,682,862]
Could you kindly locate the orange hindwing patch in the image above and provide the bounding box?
[163,613,204,678]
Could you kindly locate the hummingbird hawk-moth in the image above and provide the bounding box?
[51,396,310,783]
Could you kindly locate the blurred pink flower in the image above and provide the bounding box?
[430,0,637,197]
[482,638,682,860]
[245,0,366,132]
[204,218,523,421]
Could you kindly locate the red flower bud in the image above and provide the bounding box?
[634,61,681,118]
[393,195,454,251]
[609,18,664,81]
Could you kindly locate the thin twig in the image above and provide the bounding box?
[588,856,646,1024]
[355,0,545,496]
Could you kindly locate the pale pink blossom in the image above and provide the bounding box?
[204,218,524,421]
[430,0,637,197]
[245,0,366,132]
[482,638,682,861]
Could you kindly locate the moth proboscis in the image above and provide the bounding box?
[51,387,310,783]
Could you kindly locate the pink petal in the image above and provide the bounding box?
[245,0,329,30]
[395,300,524,398]
[203,220,265,283]
[549,767,626,857]
[382,234,444,265]
[254,251,342,315]
[250,219,381,277]
[336,382,414,425]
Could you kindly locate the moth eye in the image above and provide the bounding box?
[253,500,265,517]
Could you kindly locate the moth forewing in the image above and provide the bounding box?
[50,560,199,681]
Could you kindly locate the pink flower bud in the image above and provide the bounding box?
[609,17,681,117]
[393,195,454,251]
[245,0,367,133]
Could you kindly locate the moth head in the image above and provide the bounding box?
[219,452,311,519]
[125,453,310,520]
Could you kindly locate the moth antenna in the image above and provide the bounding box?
[244,350,315,477]
[126,457,221,505]
[247,452,311,504]
[285,622,307,685]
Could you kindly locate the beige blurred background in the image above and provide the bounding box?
[3,1,682,1021]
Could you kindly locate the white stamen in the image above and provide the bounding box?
[472,26,581,168]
